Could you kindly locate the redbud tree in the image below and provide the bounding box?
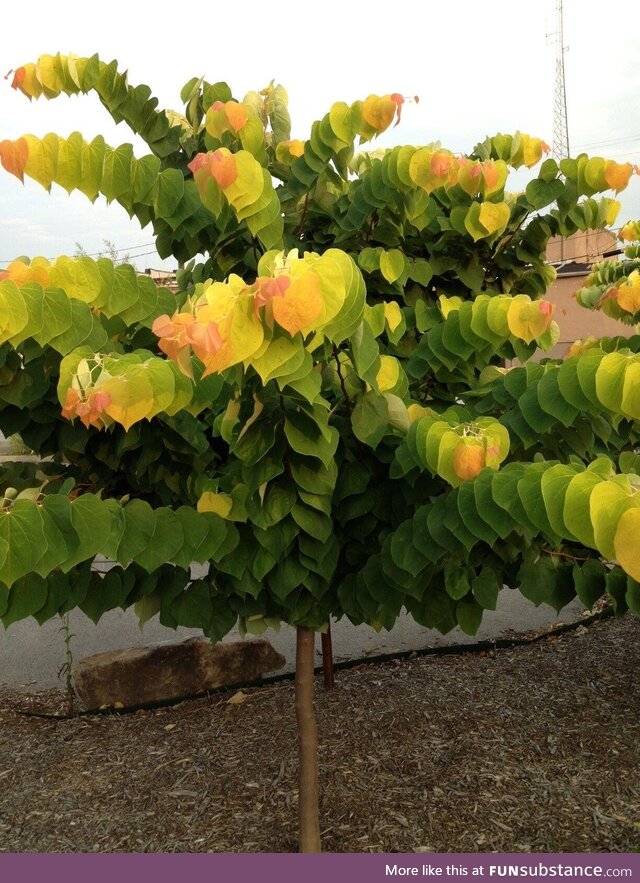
[1,54,640,851]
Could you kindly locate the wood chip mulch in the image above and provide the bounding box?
[0,614,638,853]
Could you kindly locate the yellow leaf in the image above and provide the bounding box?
[379,250,405,284]
[227,690,248,705]
[613,507,640,581]
[616,275,640,314]
[384,301,403,332]
[361,95,395,132]
[102,374,154,432]
[507,296,554,344]
[438,295,462,318]
[200,294,264,375]
[272,270,323,336]
[197,491,233,518]
[376,355,401,392]
[521,135,546,168]
[478,201,510,236]
[407,404,434,423]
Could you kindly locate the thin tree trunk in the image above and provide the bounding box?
[295,626,321,853]
[321,622,335,689]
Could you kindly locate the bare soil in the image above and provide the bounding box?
[0,615,638,853]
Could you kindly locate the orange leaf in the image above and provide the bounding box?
[224,101,249,133]
[604,161,634,192]
[61,388,81,421]
[10,67,26,90]
[0,138,28,181]
[390,93,405,126]
[431,151,454,179]
[452,443,486,481]
[209,150,238,189]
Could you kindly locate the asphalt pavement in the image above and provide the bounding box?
[1,590,585,690]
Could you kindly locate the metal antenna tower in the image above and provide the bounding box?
[551,0,570,160]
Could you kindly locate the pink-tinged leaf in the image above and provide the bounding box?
[187,153,209,175]
[91,391,112,412]
[187,321,223,354]
[254,274,291,309]
[539,301,554,318]
[390,93,404,126]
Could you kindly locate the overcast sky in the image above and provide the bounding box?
[1,0,638,270]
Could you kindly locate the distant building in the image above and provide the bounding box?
[541,230,631,359]
[144,267,178,292]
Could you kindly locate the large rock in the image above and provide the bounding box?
[73,637,286,710]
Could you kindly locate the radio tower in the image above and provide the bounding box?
[552,0,570,160]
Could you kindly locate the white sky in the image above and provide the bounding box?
[1,0,639,270]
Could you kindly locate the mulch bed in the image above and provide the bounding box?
[0,614,638,853]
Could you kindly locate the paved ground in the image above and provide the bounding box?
[1,589,584,690]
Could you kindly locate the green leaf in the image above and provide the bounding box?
[1,574,48,626]
[0,500,46,587]
[172,580,213,629]
[135,508,184,572]
[153,168,184,218]
[116,499,157,566]
[573,560,606,609]
[444,561,471,600]
[472,567,500,610]
[80,570,126,624]
[525,178,564,210]
[33,506,73,577]
[267,555,309,601]
[456,598,483,635]
[284,409,338,468]
[349,322,380,385]
[63,495,112,571]
[351,392,388,448]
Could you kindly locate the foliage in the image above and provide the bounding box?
[0,52,639,639]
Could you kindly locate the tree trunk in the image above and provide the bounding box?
[295,626,321,853]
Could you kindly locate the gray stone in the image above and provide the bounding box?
[73,637,286,710]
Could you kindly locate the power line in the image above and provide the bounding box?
[0,242,158,263]
[573,133,640,150]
